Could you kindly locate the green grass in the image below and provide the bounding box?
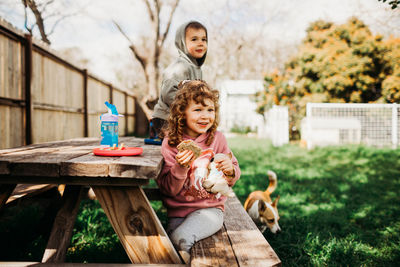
[1,137,399,266]
[229,137,400,266]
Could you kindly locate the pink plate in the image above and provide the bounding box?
[93,147,143,156]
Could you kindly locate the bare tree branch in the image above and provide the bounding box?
[22,0,32,34]
[160,0,179,47]
[154,0,161,51]
[22,0,51,44]
[39,0,55,14]
[113,20,147,70]
[143,0,155,22]
[47,13,76,36]
[114,0,181,119]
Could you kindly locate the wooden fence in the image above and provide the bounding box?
[0,18,136,149]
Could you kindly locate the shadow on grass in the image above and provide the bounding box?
[0,188,62,260]
[230,140,400,267]
[1,139,399,266]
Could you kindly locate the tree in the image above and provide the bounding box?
[201,0,294,85]
[113,0,180,119]
[21,0,83,45]
[256,17,400,139]
[381,37,400,102]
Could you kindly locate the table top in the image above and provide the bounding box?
[0,137,163,186]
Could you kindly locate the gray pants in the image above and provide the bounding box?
[167,208,224,252]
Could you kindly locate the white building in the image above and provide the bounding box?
[217,80,289,146]
[217,80,264,134]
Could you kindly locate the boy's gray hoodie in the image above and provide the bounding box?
[152,21,207,120]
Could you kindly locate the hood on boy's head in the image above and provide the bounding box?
[175,20,208,67]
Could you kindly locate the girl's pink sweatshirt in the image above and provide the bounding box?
[157,131,241,217]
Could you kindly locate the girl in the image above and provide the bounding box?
[156,80,241,263]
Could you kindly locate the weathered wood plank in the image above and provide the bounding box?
[190,226,239,267]
[62,139,162,179]
[0,262,187,267]
[0,137,160,178]
[92,186,182,264]
[0,175,149,187]
[6,183,57,204]
[42,185,88,263]
[0,146,64,175]
[0,183,16,209]
[223,196,281,267]
[0,138,99,176]
[60,153,111,177]
[108,156,163,179]
[4,144,98,177]
[108,142,162,179]
[0,138,99,155]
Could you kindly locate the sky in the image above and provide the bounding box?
[0,0,399,87]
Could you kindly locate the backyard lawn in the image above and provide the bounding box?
[1,136,399,266]
[229,137,400,266]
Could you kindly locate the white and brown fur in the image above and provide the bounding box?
[244,170,281,234]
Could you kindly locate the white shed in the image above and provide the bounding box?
[217,80,264,134]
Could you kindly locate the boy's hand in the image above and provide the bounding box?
[214,156,234,176]
[175,150,194,168]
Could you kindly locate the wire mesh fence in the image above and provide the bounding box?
[302,103,399,149]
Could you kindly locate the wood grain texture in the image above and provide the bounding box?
[92,186,182,264]
[0,137,161,179]
[0,138,98,175]
[189,195,281,267]
[6,184,57,204]
[0,263,187,267]
[0,183,16,209]
[61,137,163,179]
[42,185,88,263]
[191,226,239,267]
[0,175,149,187]
[60,153,110,177]
[223,196,281,267]
[9,144,96,177]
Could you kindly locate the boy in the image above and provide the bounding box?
[151,20,208,138]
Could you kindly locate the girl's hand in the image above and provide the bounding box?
[214,156,234,176]
[175,150,194,168]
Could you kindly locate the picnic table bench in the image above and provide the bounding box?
[0,137,281,267]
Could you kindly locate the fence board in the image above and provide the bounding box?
[127,96,135,114]
[0,35,23,99]
[32,109,84,144]
[0,19,136,149]
[113,90,126,136]
[87,78,110,113]
[127,116,135,135]
[87,78,110,137]
[0,105,24,148]
[113,90,126,114]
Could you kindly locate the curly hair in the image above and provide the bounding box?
[164,80,220,147]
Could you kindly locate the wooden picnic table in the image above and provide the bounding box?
[0,137,183,265]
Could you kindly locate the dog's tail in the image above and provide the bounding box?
[265,170,277,194]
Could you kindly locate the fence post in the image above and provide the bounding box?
[109,84,113,103]
[24,34,33,145]
[124,92,128,136]
[306,103,313,149]
[83,69,88,137]
[392,103,398,149]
